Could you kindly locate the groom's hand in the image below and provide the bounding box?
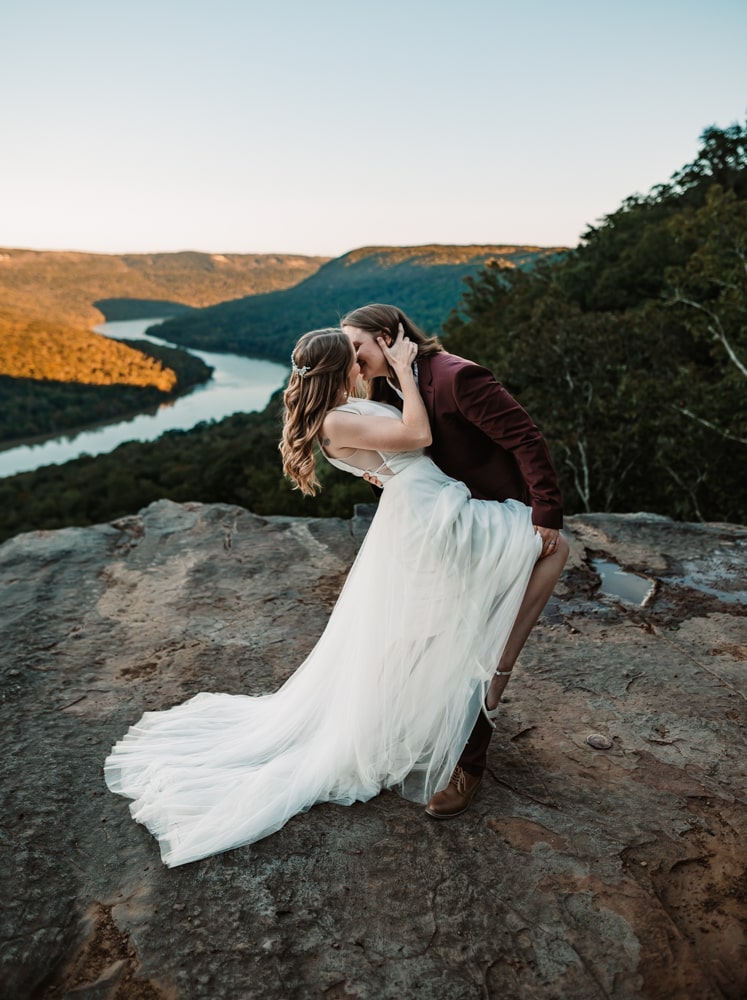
[363,471,384,489]
[534,525,561,559]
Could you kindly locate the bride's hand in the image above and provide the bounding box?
[378,323,417,374]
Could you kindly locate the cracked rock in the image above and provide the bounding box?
[1,502,745,999]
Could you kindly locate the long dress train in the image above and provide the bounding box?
[104,399,542,866]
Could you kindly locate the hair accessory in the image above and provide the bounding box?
[291,354,312,378]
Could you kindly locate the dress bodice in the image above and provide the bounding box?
[321,399,425,484]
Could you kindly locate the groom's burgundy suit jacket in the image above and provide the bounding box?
[380,352,563,529]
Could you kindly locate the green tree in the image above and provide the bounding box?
[444,118,747,523]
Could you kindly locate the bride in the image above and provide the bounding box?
[104,327,541,867]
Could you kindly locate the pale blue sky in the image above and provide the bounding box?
[2,0,745,257]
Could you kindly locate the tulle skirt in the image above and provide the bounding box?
[104,456,541,866]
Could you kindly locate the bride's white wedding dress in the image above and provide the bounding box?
[104,399,541,866]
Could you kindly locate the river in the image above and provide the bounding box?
[0,318,289,478]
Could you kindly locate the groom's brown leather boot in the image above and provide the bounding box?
[425,765,482,818]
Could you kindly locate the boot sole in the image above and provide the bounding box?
[424,802,472,819]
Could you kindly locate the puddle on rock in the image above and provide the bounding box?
[591,558,655,606]
[675,572,745,606]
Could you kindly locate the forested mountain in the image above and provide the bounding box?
[149,244,563,360]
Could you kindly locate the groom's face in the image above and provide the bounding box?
[343,326,391,382]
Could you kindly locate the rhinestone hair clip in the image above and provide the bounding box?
[291,354,312,378]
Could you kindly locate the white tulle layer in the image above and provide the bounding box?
[104,456,541,866]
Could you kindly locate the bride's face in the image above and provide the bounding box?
[343,326,390,382]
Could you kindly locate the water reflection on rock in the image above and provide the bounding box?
[591,557,656,606]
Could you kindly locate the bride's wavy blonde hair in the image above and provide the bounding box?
[280,328,357,495]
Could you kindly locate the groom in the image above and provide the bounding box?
[342,303,568,818]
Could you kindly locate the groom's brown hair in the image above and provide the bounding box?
[342,304,443,402]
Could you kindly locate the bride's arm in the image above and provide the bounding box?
[384,328,432,446]
[323,329,431,453]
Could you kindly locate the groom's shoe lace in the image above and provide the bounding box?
[451,765,469,794]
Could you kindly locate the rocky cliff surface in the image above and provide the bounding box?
[1,501,745,1000]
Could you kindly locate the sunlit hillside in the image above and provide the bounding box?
[0,310,177,389]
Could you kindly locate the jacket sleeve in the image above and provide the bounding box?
[452,363,563,528]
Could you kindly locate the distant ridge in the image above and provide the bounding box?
[0,248,329,327]
[151,243,566,360]
[339,244,559,266]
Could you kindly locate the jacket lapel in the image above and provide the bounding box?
[418,355,437,420]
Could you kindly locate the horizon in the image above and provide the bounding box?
[2,0,746,258]
[0,238,571,259]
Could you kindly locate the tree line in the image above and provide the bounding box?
[443,118,747,523]
[0,399,372,542]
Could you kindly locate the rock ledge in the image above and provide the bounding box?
[1,501,745,999]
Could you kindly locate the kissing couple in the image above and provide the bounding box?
[104,302,568,867]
